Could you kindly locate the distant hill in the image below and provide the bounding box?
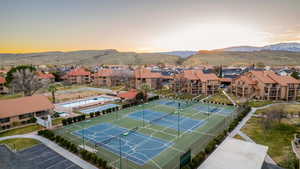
[220,42,300,52]
[158,51,197,58]
[0,49,180,66]
[183,50,300,66]
[1,43,300,66]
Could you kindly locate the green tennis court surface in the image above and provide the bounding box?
[54,99,239,169]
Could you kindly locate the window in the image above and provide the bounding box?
[0,118,10,123]
[19,113,33,119]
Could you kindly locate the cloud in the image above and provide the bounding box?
[267,25,300,43]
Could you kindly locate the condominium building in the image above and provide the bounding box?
[63,68,91,84]
[134,68,172,89]
[37,72,55,83]
[172,70,220,95]
[93,69,135,87]
[0,95,54,129]
[230,70,300,101]
[0,77,8,94]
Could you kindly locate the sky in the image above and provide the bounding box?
[0,0,300,53]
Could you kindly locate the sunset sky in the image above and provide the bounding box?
[0,0,300,53]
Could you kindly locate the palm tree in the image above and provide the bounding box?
[48,84,60,103]
[139,83,151,102]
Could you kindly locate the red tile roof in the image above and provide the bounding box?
[38,72,55,79]
[182,70,219,82]
[118,89,138,100]
[67,68,91,76]
[0,95,54,118]
[250,71,276,84]
[93,69,115,77]
[220,78,232,83]
[0,77,5,84]
[0,70,7,74]
[134,68,163,79]
[251,70,300,86]
[237,75,257,85]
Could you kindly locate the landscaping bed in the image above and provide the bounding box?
[205,92,232,105]
[246,100,273,107]
[0,124,43,137]
[0,138,40,151]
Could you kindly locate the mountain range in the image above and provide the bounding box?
[1,42,300,66]
[158,51,197,58]
[220,42,300,52]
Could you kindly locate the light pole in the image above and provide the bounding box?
[82,128,85,149]
[177,109,180,137]
[119,136,122,169]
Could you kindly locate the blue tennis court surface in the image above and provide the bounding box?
[158,100,187,108]
[80,104,119,114]
[73,123,173,165]
[128,109,206,131]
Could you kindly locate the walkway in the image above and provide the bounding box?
[0,133,98,169]
[222,90,237,106]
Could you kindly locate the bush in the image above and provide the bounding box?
[62,119,67,126]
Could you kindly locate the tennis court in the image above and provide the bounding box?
[194,103,235,115]
[73,123,173,165]
[158,100,187,108]
[54,99,239,169]
[127,109,206,132]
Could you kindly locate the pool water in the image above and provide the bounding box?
[61,96,114,108]
[80,104,119,114]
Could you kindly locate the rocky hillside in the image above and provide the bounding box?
[0,49,180,66]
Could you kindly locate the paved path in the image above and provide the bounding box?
[222,90,237,106]
[0,133,98,169]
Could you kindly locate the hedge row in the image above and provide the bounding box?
[148,95,159,101]
[89,107,119,118]
[38,130,112,169]
[182,106,251,169]
[122,95,160,109]
[62,115,86,126]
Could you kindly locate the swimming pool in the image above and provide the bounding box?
[60,96,115,108]
[80,104,119,114]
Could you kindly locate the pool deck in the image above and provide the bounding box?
[54,95,120,114]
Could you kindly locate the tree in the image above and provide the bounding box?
[113,69,134,89]
[135,92,145,103]
[291,72,300,79]
[48,83,61,103]
[172,74,188,96]
[139,83,151,102]
[6,65,49,96]
[261,106,284,130]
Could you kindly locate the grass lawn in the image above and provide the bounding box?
[0,124,43,137]
[52,118,63,125]
[256,104,300,116]
[241,117,299,168]
[0,93,23,100]
[0,138,40,151]
[246,100,273,107]
[233,134,245,140]
[206,92,232,104]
